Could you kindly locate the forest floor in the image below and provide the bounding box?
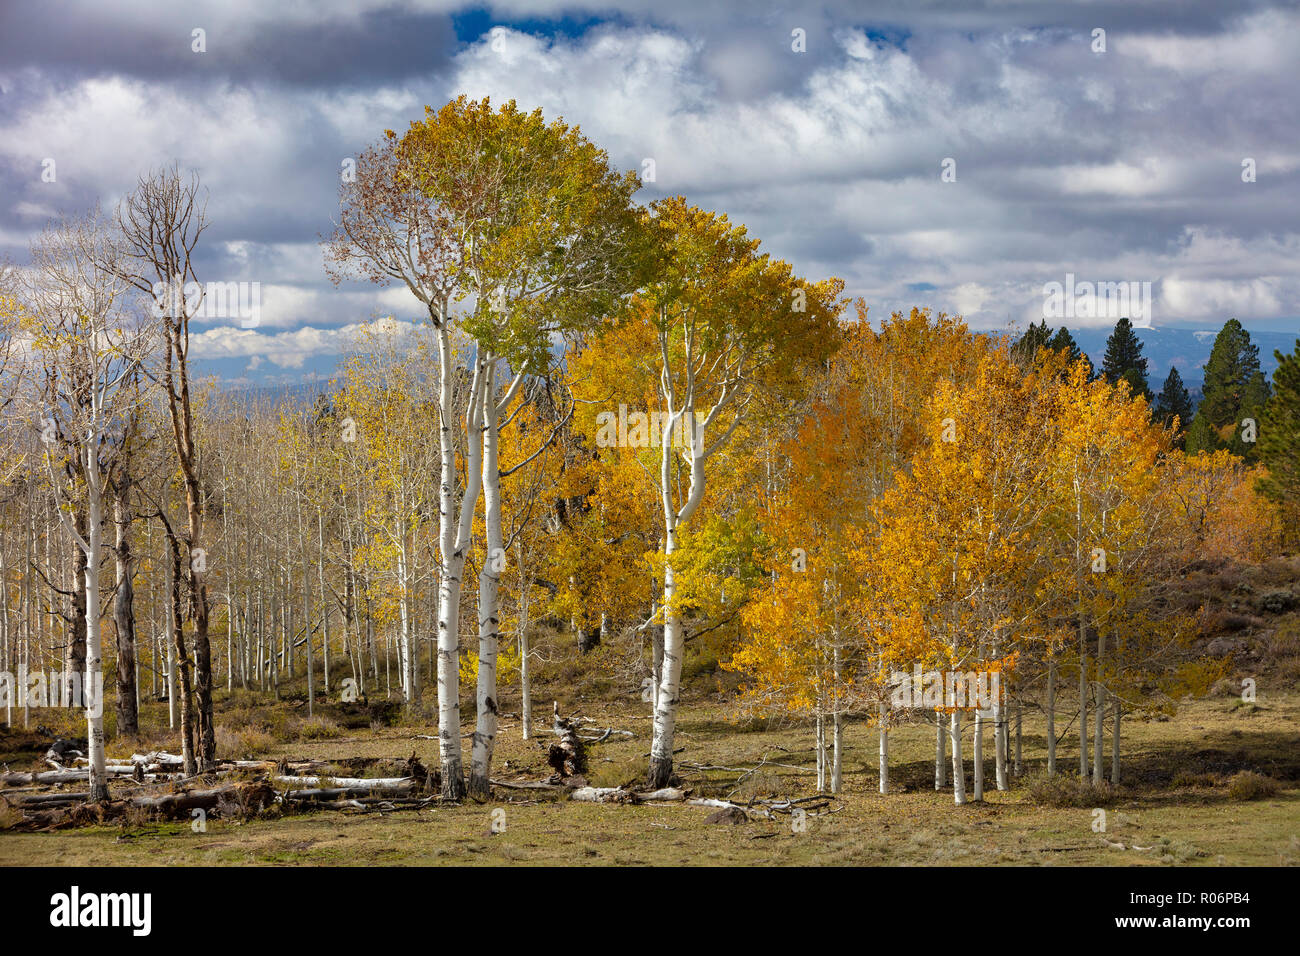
[2,556,1298,866]
[1,688,1297,866]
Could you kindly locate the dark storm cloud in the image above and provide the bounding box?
[0,4,460,87]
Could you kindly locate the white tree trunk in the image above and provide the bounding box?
[647,398,708,789]
[1093,682,1105,787]
[470,363,503,799]
[950,709,966,805]
[815,713,825,793]
[1079,656,1088,779]
[317,507,329,694]
[517,543,531,741]
[83,464,107,803]
[1046,659,1056,775]
[1092,632,1106,787]
[877,702,888,795]
[973,709,984,802]
[994,691,1008,791]
[649,560,685,789]
[1014,700,1023,776]
[165,562,177,731]
[434,335,484,800]
[935,713,947,790]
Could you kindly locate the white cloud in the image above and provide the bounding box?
[3,2,1299,366]
[191,316,422,368]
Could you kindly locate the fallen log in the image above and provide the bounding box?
[688,798,774,820]
[305,797,435,812]
[570,786,688,804]
[280,781,417,800]
[489,778,569,791]
[126,782,275,816]
[129,751,186,767]
[3,791,91,807]
[271,775,414,790]
[11,781,277,830]
[0,768,132,786]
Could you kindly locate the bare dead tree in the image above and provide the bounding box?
[110,166,217,771]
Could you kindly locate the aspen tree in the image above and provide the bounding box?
[22,212,151,801]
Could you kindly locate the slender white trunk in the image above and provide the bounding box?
[973,709,984,801]
[647,399,707,789]
[1078,656,1088,778]
[1092,632,1105,787]
[84,468,107,803]
[517,544,531,741]
[815,713,825,793]
[877,702,888,795]
[1046,660,1056,775]
[994,687,1008,791]
[470,363,503,799]
[649,557,684,788]
[950,709,966,805]
[317,508,329,694]
[304,522,314,718]
[396,530,411,705]
[1014,700,1023,776]
[435,334,484,800]
[935,713,947,789]
[830,641,842,795]
[225,588,234,694]
[832,708,843,795]
[165,560,177,731]
[650,588,662,715]
[1093,683,1105,787]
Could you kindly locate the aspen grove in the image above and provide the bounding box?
[0,97,1291,819]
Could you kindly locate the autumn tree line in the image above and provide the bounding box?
[0,97,1298,804]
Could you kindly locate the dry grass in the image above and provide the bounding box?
[3,557,1297,866]
[2,685,1296,866]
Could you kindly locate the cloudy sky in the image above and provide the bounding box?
[2,0,1298,384]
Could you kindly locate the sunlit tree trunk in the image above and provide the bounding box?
[950,709,966,805]
[994,680,1009,791]
[1014,700,1023,776]
[876,701,887,795]
[648,396,708,790]
[1047,659,1056,775]
[435,335,484,800]
[82,450,108,801]
[1078,654,1089,779]
[935,713,947,789]
[516,541,531,741]
[470,363,504,800]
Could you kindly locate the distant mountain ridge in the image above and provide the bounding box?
[206,324,1300,407]
[214,379,333,408]
[1061,325,1298,395]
